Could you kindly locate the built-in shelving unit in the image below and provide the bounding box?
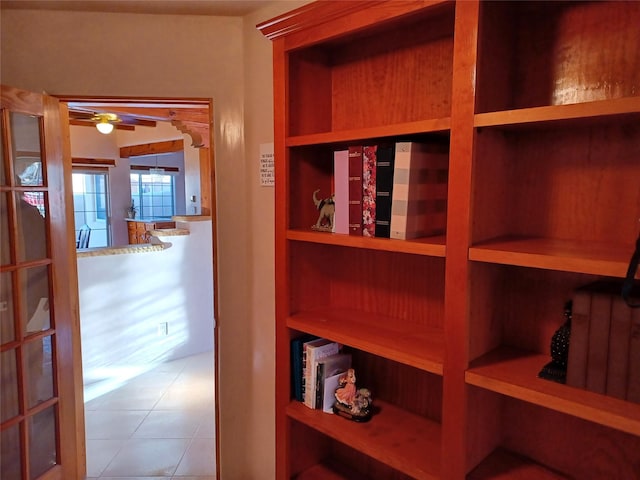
[259,1,640,478]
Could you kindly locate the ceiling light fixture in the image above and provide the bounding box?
[149,155,165,179]
[96,118,114,134]
[93,113,119,135]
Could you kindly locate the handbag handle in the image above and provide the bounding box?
[622,229,640,308]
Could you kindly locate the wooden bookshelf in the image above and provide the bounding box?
[293,463,360,480]
[474,98,640,129]
[287,401,441,480]
[469,237,634,278]
[467,449,568,480]
[288,309,444,375]
[285,118,452,147]
[260,1,640,478]
[287,230,446,257]
[466,347,640,436]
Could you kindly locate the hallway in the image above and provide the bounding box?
[84,352,215,479]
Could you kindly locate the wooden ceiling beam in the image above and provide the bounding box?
[171,120,209,148]
[99,106,209,125]
[72,157,116,166]
[120,139,185,158]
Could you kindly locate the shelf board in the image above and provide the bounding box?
[287,229,446,257]
[288,309,444,375]
[466,347,640,437]
[468,448,568,480]
[294,460,370,480]
[474,97,640,129]
[287,400,441,480]
[469,236,634,277]
[285,118,451,147]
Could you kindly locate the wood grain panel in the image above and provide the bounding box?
[288,310,443,374]
[1,86,43,116]
[119,139,184,158]
[476,2,640,112]
[467,347,640,436]
[472,121,640,246]
[287,230,446,257]
[290,243,445,330]
[350,349,442,420]
[287,400,441,480]
[502,399,640,479]
[468,448,568,480]
[331,16,454,131]
[288,147,333,230]
[289,48,333,136]
[469,237,636,278]
[475,266,592,355]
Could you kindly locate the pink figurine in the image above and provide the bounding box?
[335,368,357,406]
[333,368,372,422]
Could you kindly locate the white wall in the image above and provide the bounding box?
[1,2,309,477]
[228,2,311,477]
[1,10,248,477]
[78,221,214,386]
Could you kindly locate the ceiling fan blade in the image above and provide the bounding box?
[116,114,156,127]
[68,109,96,120]
[67,110,156,128]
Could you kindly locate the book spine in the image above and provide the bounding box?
[566,289,591,388]
[291,339,301,401]
[362,145,377,237]
[390,141,448,240]
[374,144,395,238]
[301,344,308,402]
[606,295,632,399]
[332,150,350,234]
[390,142,412,240]
[323,373,343,414]
[585,291,612,394]
[291,334,317,402]
[627,305,640,403]
[404,146,448,240]
[304,342,339,408]
[348,146,363,236]
[315,362,324,410]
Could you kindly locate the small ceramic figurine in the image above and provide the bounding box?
[333,368,373,421]
[311,189,335,232]
[538,300,572,384]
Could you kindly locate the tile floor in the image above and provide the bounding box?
[84,352,216,480]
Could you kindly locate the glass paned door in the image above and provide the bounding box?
[72,170,110,248]
[1,85,81,480]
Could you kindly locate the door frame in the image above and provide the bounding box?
[55,94,220,479]
[1,86,84,480]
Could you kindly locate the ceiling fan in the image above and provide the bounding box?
[92,113,120,134]
[65,102,210,147]
[68,109,157,134]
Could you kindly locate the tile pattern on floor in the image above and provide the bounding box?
[84,352,215,479]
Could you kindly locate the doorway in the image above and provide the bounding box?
[60,96,219,479]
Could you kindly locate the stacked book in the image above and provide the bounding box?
[566,280,640,402]
[290,336,352,412]
[332,141,449,240]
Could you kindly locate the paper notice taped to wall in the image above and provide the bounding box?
[260,143,274,187]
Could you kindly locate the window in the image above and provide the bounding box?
[72,170,110,248]
[130,172,175,219]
